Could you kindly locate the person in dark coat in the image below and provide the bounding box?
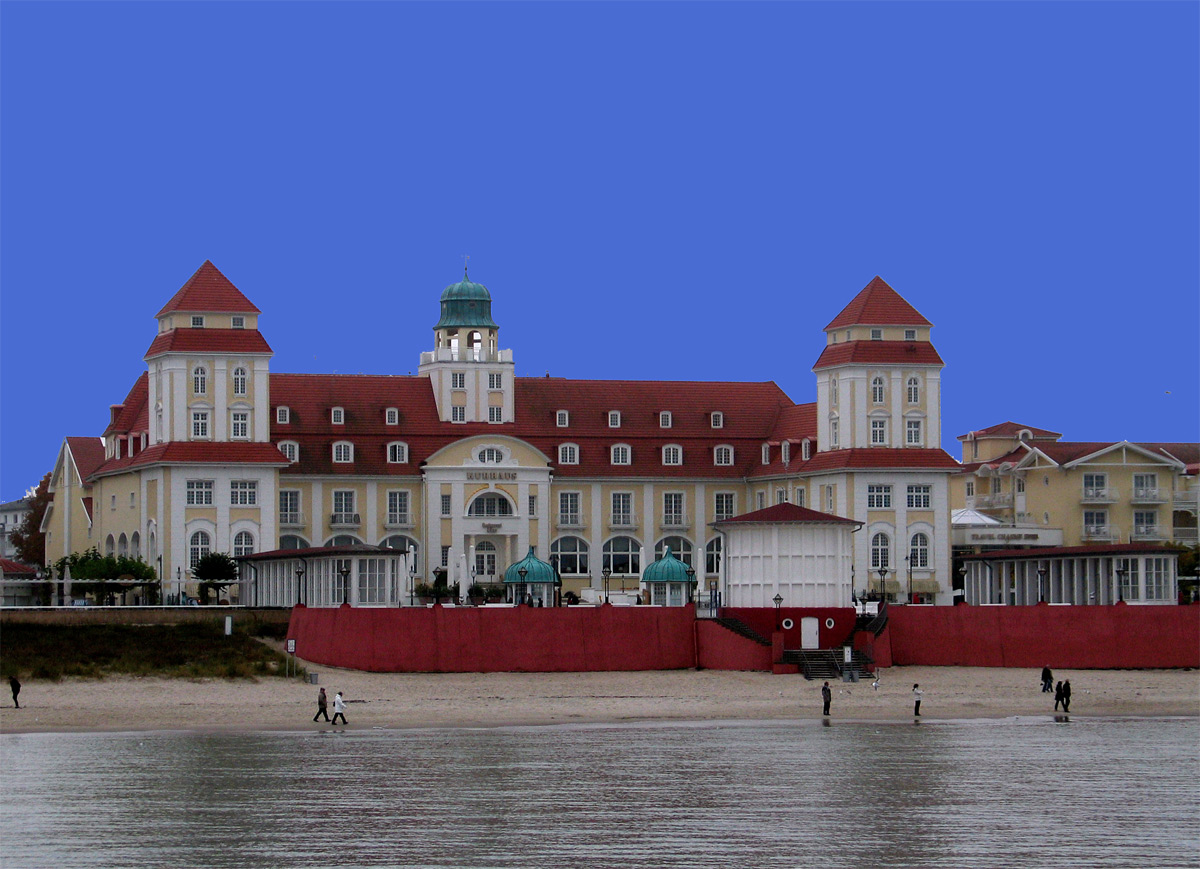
[1041,666,1053,693]
[1054,681,1064,711]
[821,681,832,716]
[9,675,20,709]
[1062,680,1072,713]
[313,686,330,723]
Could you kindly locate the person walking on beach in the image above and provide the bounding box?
[912,683,923,717]
[331,691,348,725]
[821,681,832,716]
[1040,666,1053,693]
[9,675,20,709]
[1054,681,1064,711]
[1062,680,1071,713]
[313,687,330,723]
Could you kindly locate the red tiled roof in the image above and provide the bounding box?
[714,502,859,526]
[144,328,273,359]
[798,448,961,472]
[91,442,290,478]
[824,276,932,330]
[958,446,1028,473]
[1145,443,1200,466]
[0,558,36,577]
[240,543,398,562]
[65,437,107,483]
[958,421,1062,440]
[81,496,93,521]
[963,542,1180,560]
[812,340,943,371]
[104,373,148,436]
[154,261,261,317]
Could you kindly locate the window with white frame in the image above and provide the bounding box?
[231,316,245,329]
[276,406,290,424]
[451,372,466,389]
[782,442,790,464]
[279,490,300,524]
[714,492,735,521]
[830,377,838,405]
[906,419,923,445]
[1146,557,1170,600]
[477,447,503,463]
[230,480,257,506]
[871,419,887,445]
[714,445,733,466]
[663,492,684,525]
[868,484,892,509]
[830,419,839,447]
[907,485,931,509]
[191,410,210,439]
[558,443,578,465]
[488,406,503,423]
[802,439,811,460]
[387,442,408,464]
[611,444,631,465]
[231,411,249,439]
[1134,510,1157,536]
[468,493,513,517]
[1084,510,1108,534]
[871,376,885,403]
[440,545,451,567]
[552,535,589,574]
[705,537,722,574]
[333,441,353,463]
[608,411,621,428]
[870,328,882,341]
[387,490,410,524]
[331,407,344,425]
[278,441,299,463]
[991,476,1002,495]
[775,488,787,505]
[386,408,399,425]
[191,315,205,328]
[906,376,920,404]
[602,536,641,574]
[1016,477,1026,493]
[333,490,356,522]
[189,530,211,567]
[662,445,682,466]
[659,411,672,428]
[451,406,465,422]
[761,444,770,465]
[905,329,916,341]
[756,491,766,510]
[556,410,569,427]
[233,531,254,557]
[193,366,207,395]
[1083,473,1107,497]
[909,532,929,568]
[825,486,834,512]
[793,487,806,507]
[559,492,581,525]
[232,367,247,396]
[488,372,503,389]
[186,480,213,506]
[870,532,890,569]
[611,492,633,525]
[1133,473,1158,499]
[440,494,451,516]
[965,480,975,497]
[711,411,723,428]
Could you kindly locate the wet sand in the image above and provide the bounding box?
[1,665,1196,734]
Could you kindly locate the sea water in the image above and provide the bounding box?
[1,717,1197,868]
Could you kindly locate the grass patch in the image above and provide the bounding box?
[0,622,297,681]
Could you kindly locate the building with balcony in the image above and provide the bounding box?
[43,263,960,604]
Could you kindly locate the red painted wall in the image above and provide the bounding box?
[289,605,698,673]
[695,620,773,671]
[720,607,858,649]
[884,605,1200,669]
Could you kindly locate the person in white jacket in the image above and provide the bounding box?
[912,684,923,717]
[332,691,348,725]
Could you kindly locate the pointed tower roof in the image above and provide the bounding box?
[155,261,261,317]
[824,276,931,330]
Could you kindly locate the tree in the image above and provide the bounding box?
[54,546,158,605]
[9,472,51,566]
[192,552,240,604]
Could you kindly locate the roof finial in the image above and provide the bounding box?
[462,254,470,281]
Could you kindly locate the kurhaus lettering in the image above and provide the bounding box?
[466,471,517,481]
[969,533,1041,541]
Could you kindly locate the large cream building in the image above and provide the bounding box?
[43,262,960,604]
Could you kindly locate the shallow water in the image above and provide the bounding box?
[2,717,1197,868]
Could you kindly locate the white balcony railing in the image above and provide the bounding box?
[976,493,1013,508]
[1131,524,1164,540]
[384,513,413,528]
[1175,491,1199,507]
[1173,527,1199,543]
[1131,487,1168,503]
[1082,524,1119,542]
[330,512,361,527]
[279,511,305,527]
[419,348,514,365]
[558,513,584,528]
[609,513,639,529]
[1081,487,1119,503]
[661,513,690,529]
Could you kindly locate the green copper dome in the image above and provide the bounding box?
[642,547,697,584]
[503,547,556,584]
[435,268,499,329]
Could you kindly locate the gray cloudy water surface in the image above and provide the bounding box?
[2,717,1197,869]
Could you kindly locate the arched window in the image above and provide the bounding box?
[830,377,839,405]
[382,536,419,573]
[602,536,641,574]
[193,366,207,395]
[468,493,513,517]
[907,376,920,404]
[477,447,503,463]
[611,444,631,465]
[279,535,309,550]
[704,537,722,575]
[909,532,929,568]
[234,531,255,557]
[387,442,409,464]
[278,441,299,463]
[233,367,248,396]
[654,536,694,568]
[870,532,890,569]
[662,445,682,466]
[189,530,211,568]
[468,331,483,360]
[714,445,733,466]
[326,534,361,546]
[333,441,354,463]
[130,531,140,559]
[118,533,128,557]
[105,534,115,556]
[871,376,885,404]
[558,443,579,465]
[550,536,589,575]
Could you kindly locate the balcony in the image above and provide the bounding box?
[976,493,1013,509]
[1173,527,1198,544]
[1082,524,1119,542]
[329,512,361,528]
[609,513,639,530]
[279,511,306,528]
[661,512,690,530]
[384,513,413,529]
[1174,490,1199,510]
[1131,524,1165,541]
[557,512,585,529]
[1131,487,1168,504]
[419,348,514,365]
[1081,487,1119,504]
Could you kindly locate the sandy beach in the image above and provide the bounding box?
[1,664,1196,734]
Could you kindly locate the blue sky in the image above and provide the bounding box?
[1,1,1196,501]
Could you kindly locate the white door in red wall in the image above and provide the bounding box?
[801,617,819,649]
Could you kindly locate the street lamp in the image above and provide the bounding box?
[906,555,913,604]
[550,553,561,607]
[339,563,351,606]
[773,593,784,629]
[1115,567,1127,603]
[295,567,304,607]
[958,562,969,605]
[1037,567,1048,603]
[685,565,696,605]
[877,566,888,603]
[601,566,611,604]
[518,565,528,606]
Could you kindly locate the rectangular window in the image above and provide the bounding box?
[558,444,578,465]
[868,484,892,509]
[793,487,806,508]
[386,408,399,425]
[609,411,621,428]
[611,445,630,465]
[825,486,834,512]
[388,443,407,463]
[1134,510,1157,537]
[1083,473,1107,497]
[556,410,569,427]
[333,490,355,521]
[231,411,249,439]
[451,406,465,422]
[612,493,633,525]
[1084,509,1107,527]
[756,491,766,510]
[488,373,502,389]
[663,445,682,465]
[871,419,887,444]
[904,329,916,341]
[965,481,975,497]
[331,407,344,424]
[276,406,290,424]
[1146,557,1169,600]
[663,493,684,525]
[781,442,790,464]
[441,546,451,568]
[230,480,258,506]
[830,419,839,447]
[711,411,723,428]
[452,372,466,389]
[186,480,213,506]
[191,411,209,439]
[762,444,770,465]
[907,485,931,509]
[191,315,204,328]
[333,442,353,463]
[714,446,733,466]
[1133,473,1158,498]
[714,493,735,521]
[660,411,672,428]
[489,406,503,423]
[388,490,410,524]
[991,477,1002,494]
[870,328,882,340]
[775,488,787,505]
[279,490,300,524]
[231,316,245,329]
[559,492,580,525]
[802,440,811,461]
[441,494,452,516]
[906,420,922,445]
[528,494,537,516]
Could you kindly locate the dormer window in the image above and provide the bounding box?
[659,411,672,428]
[905,329,916,341]
[278,441,299,463]
[870,328,882,341]
[781,441,791,464]
[711,412,724,429]
[333,441,353,463]
[191,315,204,328]
[662,445,682,466]
[556,410,569,427]
[276,406,290,424]
[714,445,733,466]
[608,411,621,428]
[558,443,579,465]
[331,407,344,425]
[386,408,399,425]
[232,316,245,329]
[387,442,409,464]
[611,444,631,465]
[802,439,811,461]
[761,444,770,465]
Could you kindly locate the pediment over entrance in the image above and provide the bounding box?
[424,435,553,469]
